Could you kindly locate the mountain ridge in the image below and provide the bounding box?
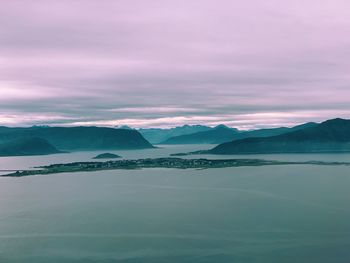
[0,126,154,151]
[139,125,212,144]
[161,125,239,144]
[0,137,62,156]
[161,122,318,145]
[209,118,350,154]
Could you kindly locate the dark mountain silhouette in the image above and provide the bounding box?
[0,137,61,156]
[161,125,239,144]
[0,126,154,151]
[209,118,350,154]
[162,122,317,145]
[139,125,212,144]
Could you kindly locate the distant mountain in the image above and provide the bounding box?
[0,137,61,156]
[161,125,239,144]
[161,122,317,145]
[230,122,318,141]
[0,126,154,151]
[115,125,133,130]
[209,118,350,154]
[139,125,212,144]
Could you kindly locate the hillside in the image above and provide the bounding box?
[161,122,317,145]
[0,137,61,156]
[161,125,239,144]
[209,118,350,154]
[139,125,211,144]
[0,126,154,151]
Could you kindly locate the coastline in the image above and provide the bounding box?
[3,157,350,177]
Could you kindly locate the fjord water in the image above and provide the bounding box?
[1,145,350,262]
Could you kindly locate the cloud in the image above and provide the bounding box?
[1,0,350,128]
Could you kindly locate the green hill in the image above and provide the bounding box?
[139,125,212,144]
[93,153,121,159]
[161,122,317,145]
[161,125,239,144]
[0,137,61,156]
[0,126,154,151]
[209,119,350,154]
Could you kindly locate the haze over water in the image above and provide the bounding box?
[1,145,350,262]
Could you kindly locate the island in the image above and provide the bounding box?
[93,153,121,159]
[2,158,350,177]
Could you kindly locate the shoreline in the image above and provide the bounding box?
[2,157,350,177]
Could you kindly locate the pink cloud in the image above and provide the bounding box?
[1,0,350,128]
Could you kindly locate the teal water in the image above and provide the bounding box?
[0,145,350,262]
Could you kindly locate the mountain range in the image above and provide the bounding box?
[138,125,212,144]
[1,118,349,156]
[0,126,154,151]
[161,122,317,144]
[0,137,62,156]
[209,118,350,154]
[161,125,239,144]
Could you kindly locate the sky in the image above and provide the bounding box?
[1,0,350,129]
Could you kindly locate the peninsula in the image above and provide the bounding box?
[3,158,350,177]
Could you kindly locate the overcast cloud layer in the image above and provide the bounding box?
[1,0,350,129]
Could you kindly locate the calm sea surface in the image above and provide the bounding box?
[0,145,350,262]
